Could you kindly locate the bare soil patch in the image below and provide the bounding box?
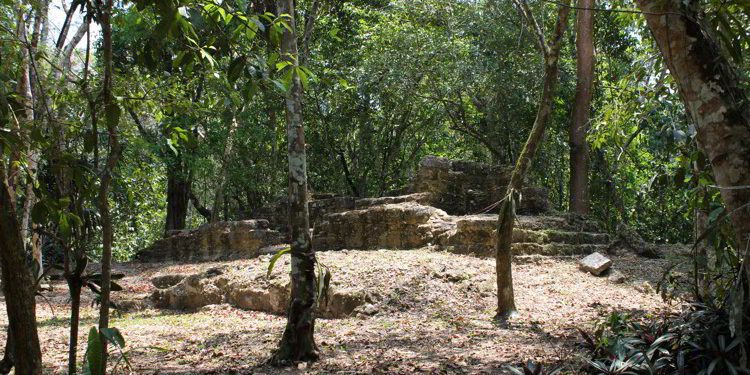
[0,247,686,374]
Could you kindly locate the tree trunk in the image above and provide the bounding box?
[270,0,319,364]
[97,0,120,368]
[211,112,240,223]
[693,158,710,300]
[0,171,43,374]
[165,168,191,233]
[66,276,82,375]
[496,0,570,321]
[568,0,594,214]
[635,0,750,277]
[0,10,43,374]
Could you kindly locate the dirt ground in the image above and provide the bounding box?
[0,246,689,374]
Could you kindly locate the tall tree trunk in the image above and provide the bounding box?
[0,10,43,374]
[568,0,594,214]
[0,167,43,374]
[693,156,710,300]
[496,0,570,321]
[14,5,43,281]
[97,0,120,368]
[211,111,240,222]
[270,0,319,364]
[635,0,750,277]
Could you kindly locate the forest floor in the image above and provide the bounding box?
[1,246,689,374]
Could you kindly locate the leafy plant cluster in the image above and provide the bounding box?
[578,307,749,375]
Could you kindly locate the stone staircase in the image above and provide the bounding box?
[309,156,610,256]
[442,214,609,257]
[312,200,609,257]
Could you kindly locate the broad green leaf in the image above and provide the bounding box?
[101,327,126,348]
[86,327,104,375]
[267,247,291,278]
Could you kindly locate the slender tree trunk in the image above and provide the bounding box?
[693,157,710,300]
[15,6,44,281]
[568,0,594,214]
[270,0,319,364]
[635,0,750,276]
[97,0,120,368]
[211,112,240,222]
[496,0,570,321]
[66,276,82,375]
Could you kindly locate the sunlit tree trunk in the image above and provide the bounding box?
[568,0,594,214]
[635,0,750,279]
[270,0,319,364]
[97,0,121,368]
[496,0,571,321]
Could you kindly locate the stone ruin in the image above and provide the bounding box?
[409,156,549,215]
[136,220,284,262]
[136,156,611,315]
[136,155,608,262]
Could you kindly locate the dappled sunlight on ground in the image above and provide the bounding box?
[1,246,686,374]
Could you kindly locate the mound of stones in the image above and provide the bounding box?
[441,213,609,257]
[410,156,548,215]
[149,250,476,318]
[136,155,609,262]
[136,220,284,262]
[136,156,617,317]
[313,200,609,256]
[313,201,453,250]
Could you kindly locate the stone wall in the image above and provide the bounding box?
[253,195,355,231]
[313,202,453,250]
[136,220,284,262]
[313,202,609,256]
[410,156,549,215]
[136,156,563,262]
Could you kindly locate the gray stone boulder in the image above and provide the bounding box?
[152,274,226,310]
[578,252,612,276]
[151,274,186,289]
[608,270,627,284]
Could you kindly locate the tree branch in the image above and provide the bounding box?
[512,0,548,56]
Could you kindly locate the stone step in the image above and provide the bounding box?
[513,229,609,245]
[451,214,605,234]
[313,202,611,256]
[443,243,608,258]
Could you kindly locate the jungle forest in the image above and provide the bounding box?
[1,0,749,373]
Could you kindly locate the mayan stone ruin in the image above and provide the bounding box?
[136,155,612,316]
[136,155,609,263]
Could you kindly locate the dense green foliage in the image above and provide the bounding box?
[2,0,750,372]
[95,0,747,253]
